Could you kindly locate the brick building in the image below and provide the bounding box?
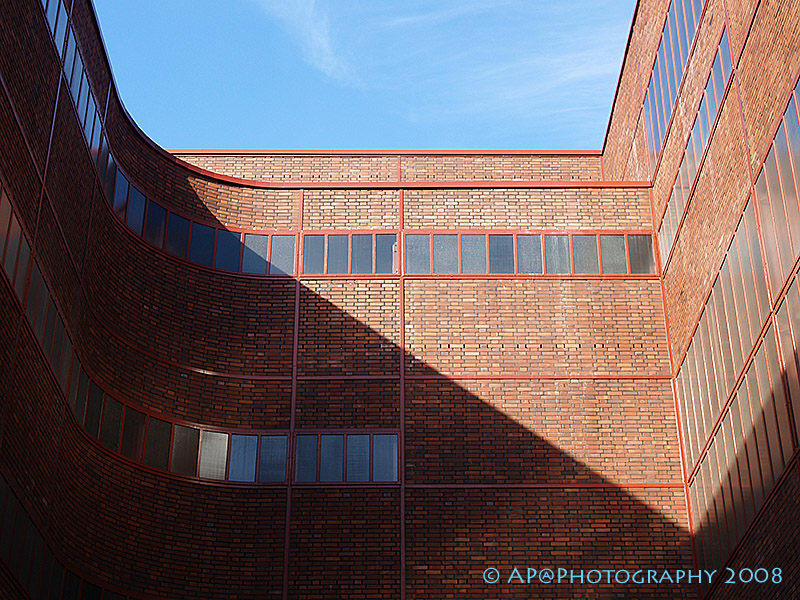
[0,0,797,598]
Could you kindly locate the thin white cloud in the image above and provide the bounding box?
[386,1,515,28]
[253,0,356,84]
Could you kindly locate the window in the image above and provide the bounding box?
[99,396,123,451]
[405,234,430,273]
[628,235,655,274]
[572,235,599,274]
[215,230,241,272]
[84,382,104,438]
[600,235,626,274]
[270,235,295,275]
[433,234,457,273]
[143,417,171,471]
[461,234,486,274]
[303,235,324,274]
[259,435,287,482]
[189,223,215,267]
[517,235,542,274]
[165,213,190,259]
[346,434,369,482]
[373,434,398,482]
[126,185,146,236]
[294,433,398,483]
[120,407,146,461]
[545,235,570,274]
[170,425,199,476]
[489,235,514,273]
[320,434,344,482]
[352,234,372,274]
[199,431,228,480]
[229,434,258,482]
[295,435,317,482]
[327,235,349,274]
[112,170,128,220]
[242,233,268,274]
[143,201,166,248]
[375,234,396,274]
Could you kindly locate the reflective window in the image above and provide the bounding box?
[112,170,128,220]
[544,235,570,274]
[327,235,349,274]
[242,233,268,274]
[125,186,146,236]
[170,425,199,477]
[352,234,373,274]
[376,234,396,274]
[461,234,486,274]
[2,214,20,279]
[303,235,324,274]
[433,234,457,273]
[228,434,258,483]
[143,201,166,248]
[188,222,215,267]
[215,230,241,272]
[119,407,146,461]
[99,396,123,451]
[84,382,103,438]
[373,434,398,481]
[269,235,295,275]
[346,434,369,482]
[259,435,287,482]
[628,235,655,274]
[572,235,599,274]
[320,434,344,482]
[600,235,627,274]
[489,235,514,274]
[405,234,430,274]
[143,417,171,471]
[165,213,190,259]
[295,435,317,482]
[199,431,229,480]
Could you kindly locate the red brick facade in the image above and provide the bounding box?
[0,0,796,599]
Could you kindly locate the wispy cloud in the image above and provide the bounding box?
[385,1,514,28]
[253,0,356,84]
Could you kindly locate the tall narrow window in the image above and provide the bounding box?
[433,234,457,273]
[461,234,486,274]
[295,435,317,482]
[489,235,514,273]
[270,235,295,275]
[327,235,349,274]
[572,235,599,274]
[199,431,229,480]
[628,235,655,274]
[544,235,570,274]
[165,213,190,259]
[259,435,287,483]
[373,434,398,482]
[120,407,146,461]
[352,234,373,274]
[600,235,626,274]
[242,234,269,274]
[126,186,146,236]
[143,201,167,248]
[346,434,369,482]
[320,434,344,482]
[170,425,199,477]
[376,234,396,274]
[229,435,258,483]
[405,234,430,274]
[215,230,241,272]
[188,223,215,267]
[303,235,324,274]
[143,417,171,471]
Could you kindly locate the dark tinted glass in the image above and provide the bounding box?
[81,582,102,600]
[303,235,324,274]
[544,235,570,274]
[99,396,123,451]
[405,234,430,273]
[327,235,349,274]
[346,434,369,482]
[26,529,43,596]
[376,234,396,273]
[83,96,96,140]
[41,297,56,358]
[143,201,167,248]
[67,352,81,412]
[53,1,68,58]
[143,417,171,470]
[0,492,18,562]
[25,260,42,328]
[199,431,228,480]
[14,237,30,300]
[259,435,287,483]
[572,235,599,274]
[165,213,190,259]
[120,407,146,461]
[242,234,268,274]
[48,313,64,368]
[74,368,89,425]
[352,234,372,274]
[600,235,627,273]
[373,434,398,481]
[104,154,117,202]
[49,559,64,600]
[61,570,79,600]
[270,235,295,275]
[320,434,344,482]
[85,382,103,438]
[629,235,655,273]
[433,235,457,273]
[171,425,199,476]
[126,186,146,236]
[0,191,11,256]
[295,435,317,482]
[489,235,514,273]
[215,230,241,271]
[229,434,258,482]
[188,223,215,267]
[97,134,109,182]
[2,214,20,279]
[461,234,486,274]
[113,170,129,220]
[517,235,542,274]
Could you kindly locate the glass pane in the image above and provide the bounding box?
[189,223,215,267]
[259,435,287,483]
[373,434,398,482]
[74,368,89,425]
[744,200,769,323]
[25,261,41,326]
[269,235,295,275]
[46,0,58,32]
[295,435,317,482]
[764,149,793,281]
[143,201,166,248]
[215,230,241,272]
[143,417,171,471]
[13,236,30,300]
[90,111,102,164]
[228,434,258,482]
[745,366,773,496]
[67,352,80,413]
[405,234,430,274]
[346,434,369,482]
[104,154,117,202]
[489,235,514,273]
[785,285,800,438]
[113,170,128,220]
[775,123,800,255]
[736,221,760,344]
[376,234,396,274]
[303,235,324,274]
[170,425,199,477]
[629,235,655,273]
[785,98,800,217]
[84,382,103,438]
[461,234,486,274]
[165,213,190,259]
[97,134,109,183]
[83,94,95,139]
[754,345,784,481]
[763,331,793,466]
[730,390,756,522]
[572,235,599,274]
[99,395,123,451]
[125,186,146,236]
[544,235,570,274]
[327,234,349,274]
[53,2,68,62]
[199,431,229,480]
[352,234,372,274]
[600,235,626,273]
[319,434,344,482]
[517,235,542,274]
[2,214,20,279]
[241,233,268,274]
[120,407,146,461]
[433,234,457,273]
[0,191,11,258]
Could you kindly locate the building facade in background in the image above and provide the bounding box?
[0,0,798,598]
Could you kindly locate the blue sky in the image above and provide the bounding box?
[93,1,635,150]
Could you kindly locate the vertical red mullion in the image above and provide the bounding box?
[625,234,632,274]
[237,231,245,273]
[343,434,348,482]
[372,233,377,274]
[485,233,490,274]
[597,234,604,275]
[266,234,273,275]
[540,234,547,275]
[224,433,232,481]
[457,233,462,274]
[348,233,352,275]
[429,234,433,274]
[513,234,519,274]
[569,234,575,275]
